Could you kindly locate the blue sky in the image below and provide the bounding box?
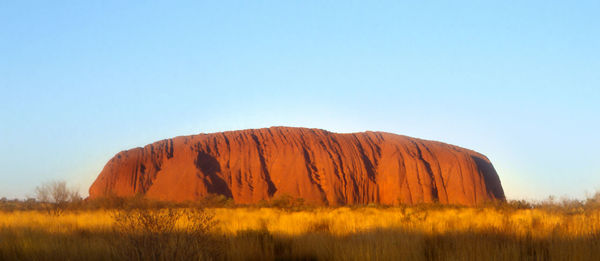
[1,1,599,200]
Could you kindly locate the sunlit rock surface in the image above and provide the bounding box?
[89,127,505,206]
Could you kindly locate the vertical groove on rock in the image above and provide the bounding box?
[250,133,277,197]
[412,141,439,202]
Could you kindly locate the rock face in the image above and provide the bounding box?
[89,127,505,205]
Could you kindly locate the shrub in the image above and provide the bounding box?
[112,207,220,260]
[34,180,81,215]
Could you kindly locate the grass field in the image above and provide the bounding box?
[1,202,600,261]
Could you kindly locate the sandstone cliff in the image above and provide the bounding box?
[89,127,505,205]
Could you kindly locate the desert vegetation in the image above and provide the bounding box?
[2,193,600,261]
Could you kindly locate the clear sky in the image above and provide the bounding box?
[1,1,599,200]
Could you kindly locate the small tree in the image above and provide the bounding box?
[34,180,81,214]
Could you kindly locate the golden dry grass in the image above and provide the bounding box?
[1,206,600,260]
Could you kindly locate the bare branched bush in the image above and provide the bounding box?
[114,208,180,234]
[34,180,81,215]
[182,208,218,235]
[112,207,220,260]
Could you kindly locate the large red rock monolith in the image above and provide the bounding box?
[89,127,505,205]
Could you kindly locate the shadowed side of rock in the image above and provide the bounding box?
[89,127,505,206]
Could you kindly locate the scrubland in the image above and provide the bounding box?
[1,197,600,260]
